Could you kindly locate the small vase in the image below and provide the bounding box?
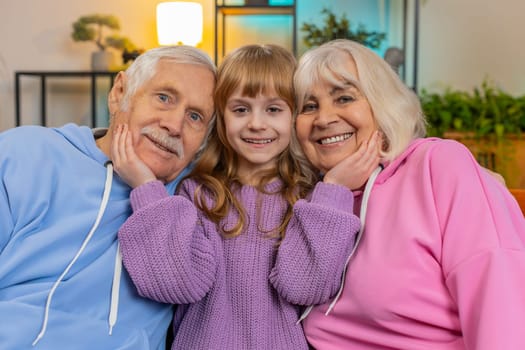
[91,50,115,71]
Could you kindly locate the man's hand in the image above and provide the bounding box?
[322,131,381,191]
[111,124,157,188]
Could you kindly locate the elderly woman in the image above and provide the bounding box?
[294,39,525,350]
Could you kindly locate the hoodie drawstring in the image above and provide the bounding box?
[33,162,115,346]
[297,165,383,324]
[109,241,122,335]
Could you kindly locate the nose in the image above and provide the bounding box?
[313,104,339,128]
[159,107,184,136]
[247,111,267,130]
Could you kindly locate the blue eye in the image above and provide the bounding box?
[189,112,202,122]
[158,94,169,103]
[185,111,206,131]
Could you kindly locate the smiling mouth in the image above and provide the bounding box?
[243,138,275,144]
[318,132,353,145]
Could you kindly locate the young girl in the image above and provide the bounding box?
[112,44,380,349]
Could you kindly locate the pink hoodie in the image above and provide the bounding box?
[303,137,525,350]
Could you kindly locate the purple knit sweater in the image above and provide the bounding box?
[118,178,360,350]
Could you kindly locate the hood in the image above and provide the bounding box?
[52,123,109,165]
[375,137,438,185]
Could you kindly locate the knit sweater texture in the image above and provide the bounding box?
[118,178,360,350]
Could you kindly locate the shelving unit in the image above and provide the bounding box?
[214,1,296,64]
[14,71,117,127]
[400,0,420,92]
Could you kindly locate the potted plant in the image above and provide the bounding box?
[71,14,137,70]
[300,8,386,49]
[420,80,525,187]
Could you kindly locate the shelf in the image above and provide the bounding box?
[14,70,118,127]
[217,5,294,16]
[214,2,297,64]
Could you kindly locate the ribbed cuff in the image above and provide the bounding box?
[310,182,354,212]
[130,180,169,211]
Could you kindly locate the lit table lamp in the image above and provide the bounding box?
[157,2,203,46]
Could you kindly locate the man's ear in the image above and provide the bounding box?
[108,71,127,114]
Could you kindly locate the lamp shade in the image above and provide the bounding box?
[157,2,203,46]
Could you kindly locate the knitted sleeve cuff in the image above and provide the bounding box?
[309,182,354,212]
[130,180,170,211]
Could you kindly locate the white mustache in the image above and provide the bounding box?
[141,126,184,159]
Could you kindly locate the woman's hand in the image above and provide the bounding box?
[111,124,157,188]
[323,131,381,190]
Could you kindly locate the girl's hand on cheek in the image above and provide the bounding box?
[323,131,381,190]
[111,124,157,188]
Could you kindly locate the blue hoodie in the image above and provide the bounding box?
[0,124,184,349]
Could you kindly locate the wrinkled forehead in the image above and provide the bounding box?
[295,52,360,106]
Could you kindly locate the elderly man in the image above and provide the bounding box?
[0,46,215,349]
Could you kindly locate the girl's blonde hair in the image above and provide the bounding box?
[294,39,426,162]
[189,44,316,239]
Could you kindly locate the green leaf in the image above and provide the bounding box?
[71,14,133,51]
[300,7,386,49]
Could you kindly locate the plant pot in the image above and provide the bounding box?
[444,132,525,188]
[91,50,116,71]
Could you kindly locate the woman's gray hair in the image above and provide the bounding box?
[120,45,216,111]
[294,39,426,162]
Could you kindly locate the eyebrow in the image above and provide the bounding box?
[156,85,179,98]
[160,86,212,119]
[330,81,360,94]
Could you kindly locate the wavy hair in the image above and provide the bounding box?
[189,44,316,240]
[294,39,426,162]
